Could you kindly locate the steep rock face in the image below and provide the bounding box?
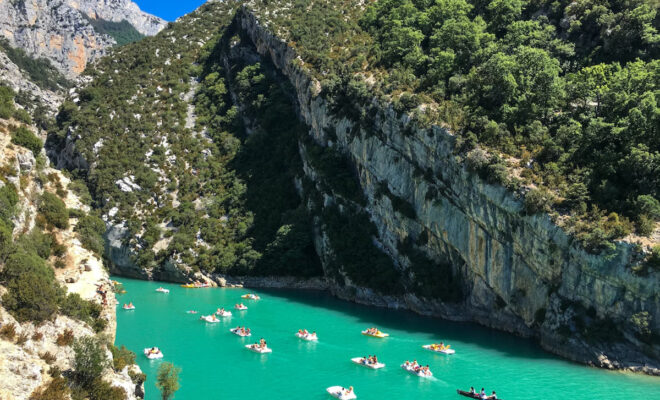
[65,0,166,36]
[0,0,165,77]
[0,123,144,399]
[236,8,659,373]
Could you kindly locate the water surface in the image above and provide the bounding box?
[114,278,659,399]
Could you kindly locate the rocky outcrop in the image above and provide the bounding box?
[0,122,144,399]
[0,51,63,114]
[65,0,167,36]
[0,0,165,78]
[236,8,660,374]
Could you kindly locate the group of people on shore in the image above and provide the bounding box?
[467,387,498,399]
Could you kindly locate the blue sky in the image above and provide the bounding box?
[135,0,207,21]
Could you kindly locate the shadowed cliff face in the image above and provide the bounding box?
[0,0,166,78]
[234,8,660,374]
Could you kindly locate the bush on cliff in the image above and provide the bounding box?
[38,192,69,229]
[74,214,106,255]
[10,125,42,155]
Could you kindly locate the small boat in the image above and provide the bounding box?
[361,329,388,338]
[423,344,455,354]
[200,315,220,323]
[186,310,198,314]
[295,332,318,341]
[122,304,135,310]
[143,348,163,359]
[241,294,260,300]
[401,363,433,378]
[351,357,385,369]
[230,328,251,337]
[245,344,272,353]
[457,389,503,400]
[326,386,357,400]
[215,310,232,317]
[181,282,211,288]
[156,287,169,293]
[235,304,248,310]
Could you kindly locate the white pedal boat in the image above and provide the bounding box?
[155,287,169,293]
[230,328,251,337]
[215,310,232,317]
[422,344,455,354]
[295,332,318,341]
[144,348,163,359]
[122,304,135,310]
[400,363,433,378]
[201,315,220,323]
[351,357,385,369]
[235,304,248,310]
[245,344,272,353]
[326,386,356,400]
[241,294,260,300]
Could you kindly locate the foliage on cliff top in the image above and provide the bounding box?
[248,0,659,249]
[82,14,145,46]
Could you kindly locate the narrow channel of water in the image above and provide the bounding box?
[114,278,659,400]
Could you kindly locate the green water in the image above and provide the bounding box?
[114,278,658,400]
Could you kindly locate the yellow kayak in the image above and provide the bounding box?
[180,284,196,288]
[361,330,389,338]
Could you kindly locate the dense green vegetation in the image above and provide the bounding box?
[10,125,42,155]
[82,14,145,46]
[0,38,71,91]
[249,0,659,252]
[0,84,33,124]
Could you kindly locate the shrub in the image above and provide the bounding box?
[72,336,110,388]
[636,195,660,221]
[38,193,69,229]
[87,377,126,400]
[56,329,74,346]
[61,293,102,327]
[11,125,42,155]
[28,374,70,400]
[39,351,57,364]
[629,311,653,343]
[2,270,63,323]
[647,246,660,271]
[74,214,106,255]
[110,345,136,371]
[524,188,555,215]
[156,362,181,400]
[0,323,17,340]
[16,332,29,345]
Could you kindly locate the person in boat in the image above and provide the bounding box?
[246,328,251,335]
[488,391,497,399]
[469,387,476,394]
[373,355,378,364]
[479,388,487,400]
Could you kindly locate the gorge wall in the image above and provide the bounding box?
[0,0,166,77]
[235,8,660,374]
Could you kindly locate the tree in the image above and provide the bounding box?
[72,336,110,388]
[38,193,69,229]
[156,362,181,400]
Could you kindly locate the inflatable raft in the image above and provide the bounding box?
[122,304,135,310]
[230,328,251,337]
[235,304,248,310]
[241,294,260,300]
[215,310,232,317]
[155,287,169,293]
[400,363,433,378]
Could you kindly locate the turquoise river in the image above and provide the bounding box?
[114,278,659,400]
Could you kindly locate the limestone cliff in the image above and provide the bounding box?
[0,118,144,399]
[235,7,660,374]
[0,0,165,78]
